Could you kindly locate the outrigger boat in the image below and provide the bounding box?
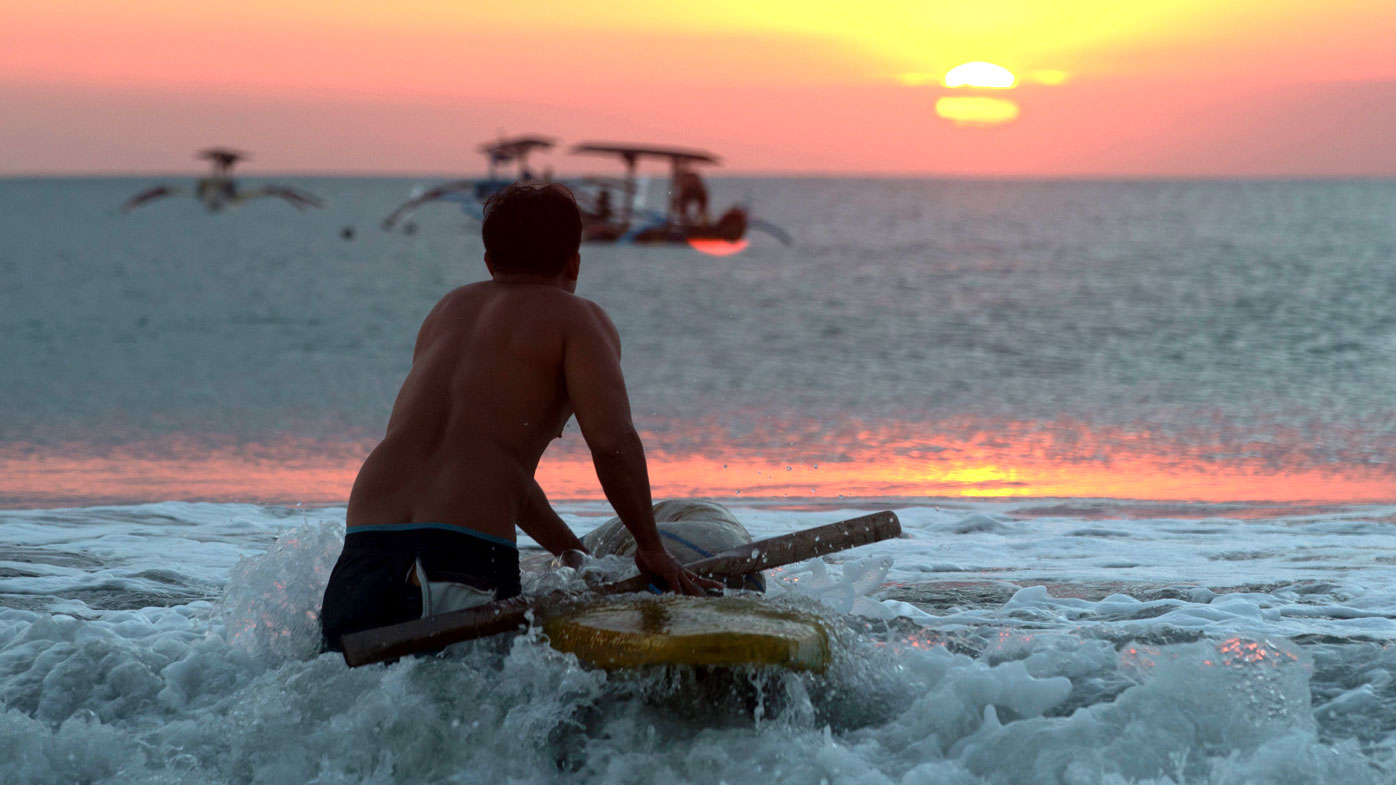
[381,135,556,230]
[120,148,325,213]
[568,142,789,247]
[381,136,790,249]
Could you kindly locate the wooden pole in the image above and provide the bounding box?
[340,510,900,667]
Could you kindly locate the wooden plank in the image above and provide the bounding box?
[339,510,901,667]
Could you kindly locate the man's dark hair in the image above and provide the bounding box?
[481,183,583,276]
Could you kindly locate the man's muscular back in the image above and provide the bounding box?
[319,183,716,655]
[345,279,622,541]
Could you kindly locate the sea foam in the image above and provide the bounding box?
[4,500,1396,783]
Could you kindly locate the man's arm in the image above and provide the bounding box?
[516,479,588,568]
[562,302,721,595]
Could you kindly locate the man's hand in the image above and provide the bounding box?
[634,543,725,596]
[557,549,588,570]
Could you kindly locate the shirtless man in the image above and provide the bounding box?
[320,183,719,652]
[670,161,710,227]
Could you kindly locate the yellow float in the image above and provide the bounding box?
[541,595,830,671]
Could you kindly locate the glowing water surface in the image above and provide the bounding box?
[3,178,1394,508]
[4,420,1392,508]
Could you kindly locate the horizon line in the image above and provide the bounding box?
[5,170,1396,182]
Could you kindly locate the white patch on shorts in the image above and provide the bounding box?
[412,558,497,617]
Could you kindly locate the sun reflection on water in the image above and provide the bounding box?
[935,96,1021,127]
[1,417,1392,506]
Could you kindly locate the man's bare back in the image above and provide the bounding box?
[347,277,598,540]
[321,184,717,653]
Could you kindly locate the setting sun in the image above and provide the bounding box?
[937,62,1020,127]
[943,62,1017,89]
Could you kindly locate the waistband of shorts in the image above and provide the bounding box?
[346,522,517,550]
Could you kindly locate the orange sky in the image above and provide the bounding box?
[3,0,1395,175]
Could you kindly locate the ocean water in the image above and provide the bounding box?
[4,177,1395,503]
[3,177,1396,783]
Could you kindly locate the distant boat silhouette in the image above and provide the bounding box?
[381,135,555,230]
[381,136,791,248]
[567,142,790,246]
[120,148,325,213]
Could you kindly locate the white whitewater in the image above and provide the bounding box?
[3,499,1394,783]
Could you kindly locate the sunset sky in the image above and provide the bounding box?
[4,0,1395,176]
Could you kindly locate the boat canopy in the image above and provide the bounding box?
[478,136,556,165]
[197,148,247,172]
[569,143,720,167]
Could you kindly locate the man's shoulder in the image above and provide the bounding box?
[525,288,611,322]
[431,282,488,308]
[434,282,610,322]
[566,293,616,329]
[435,281,583,307]
[564,291,609,316]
